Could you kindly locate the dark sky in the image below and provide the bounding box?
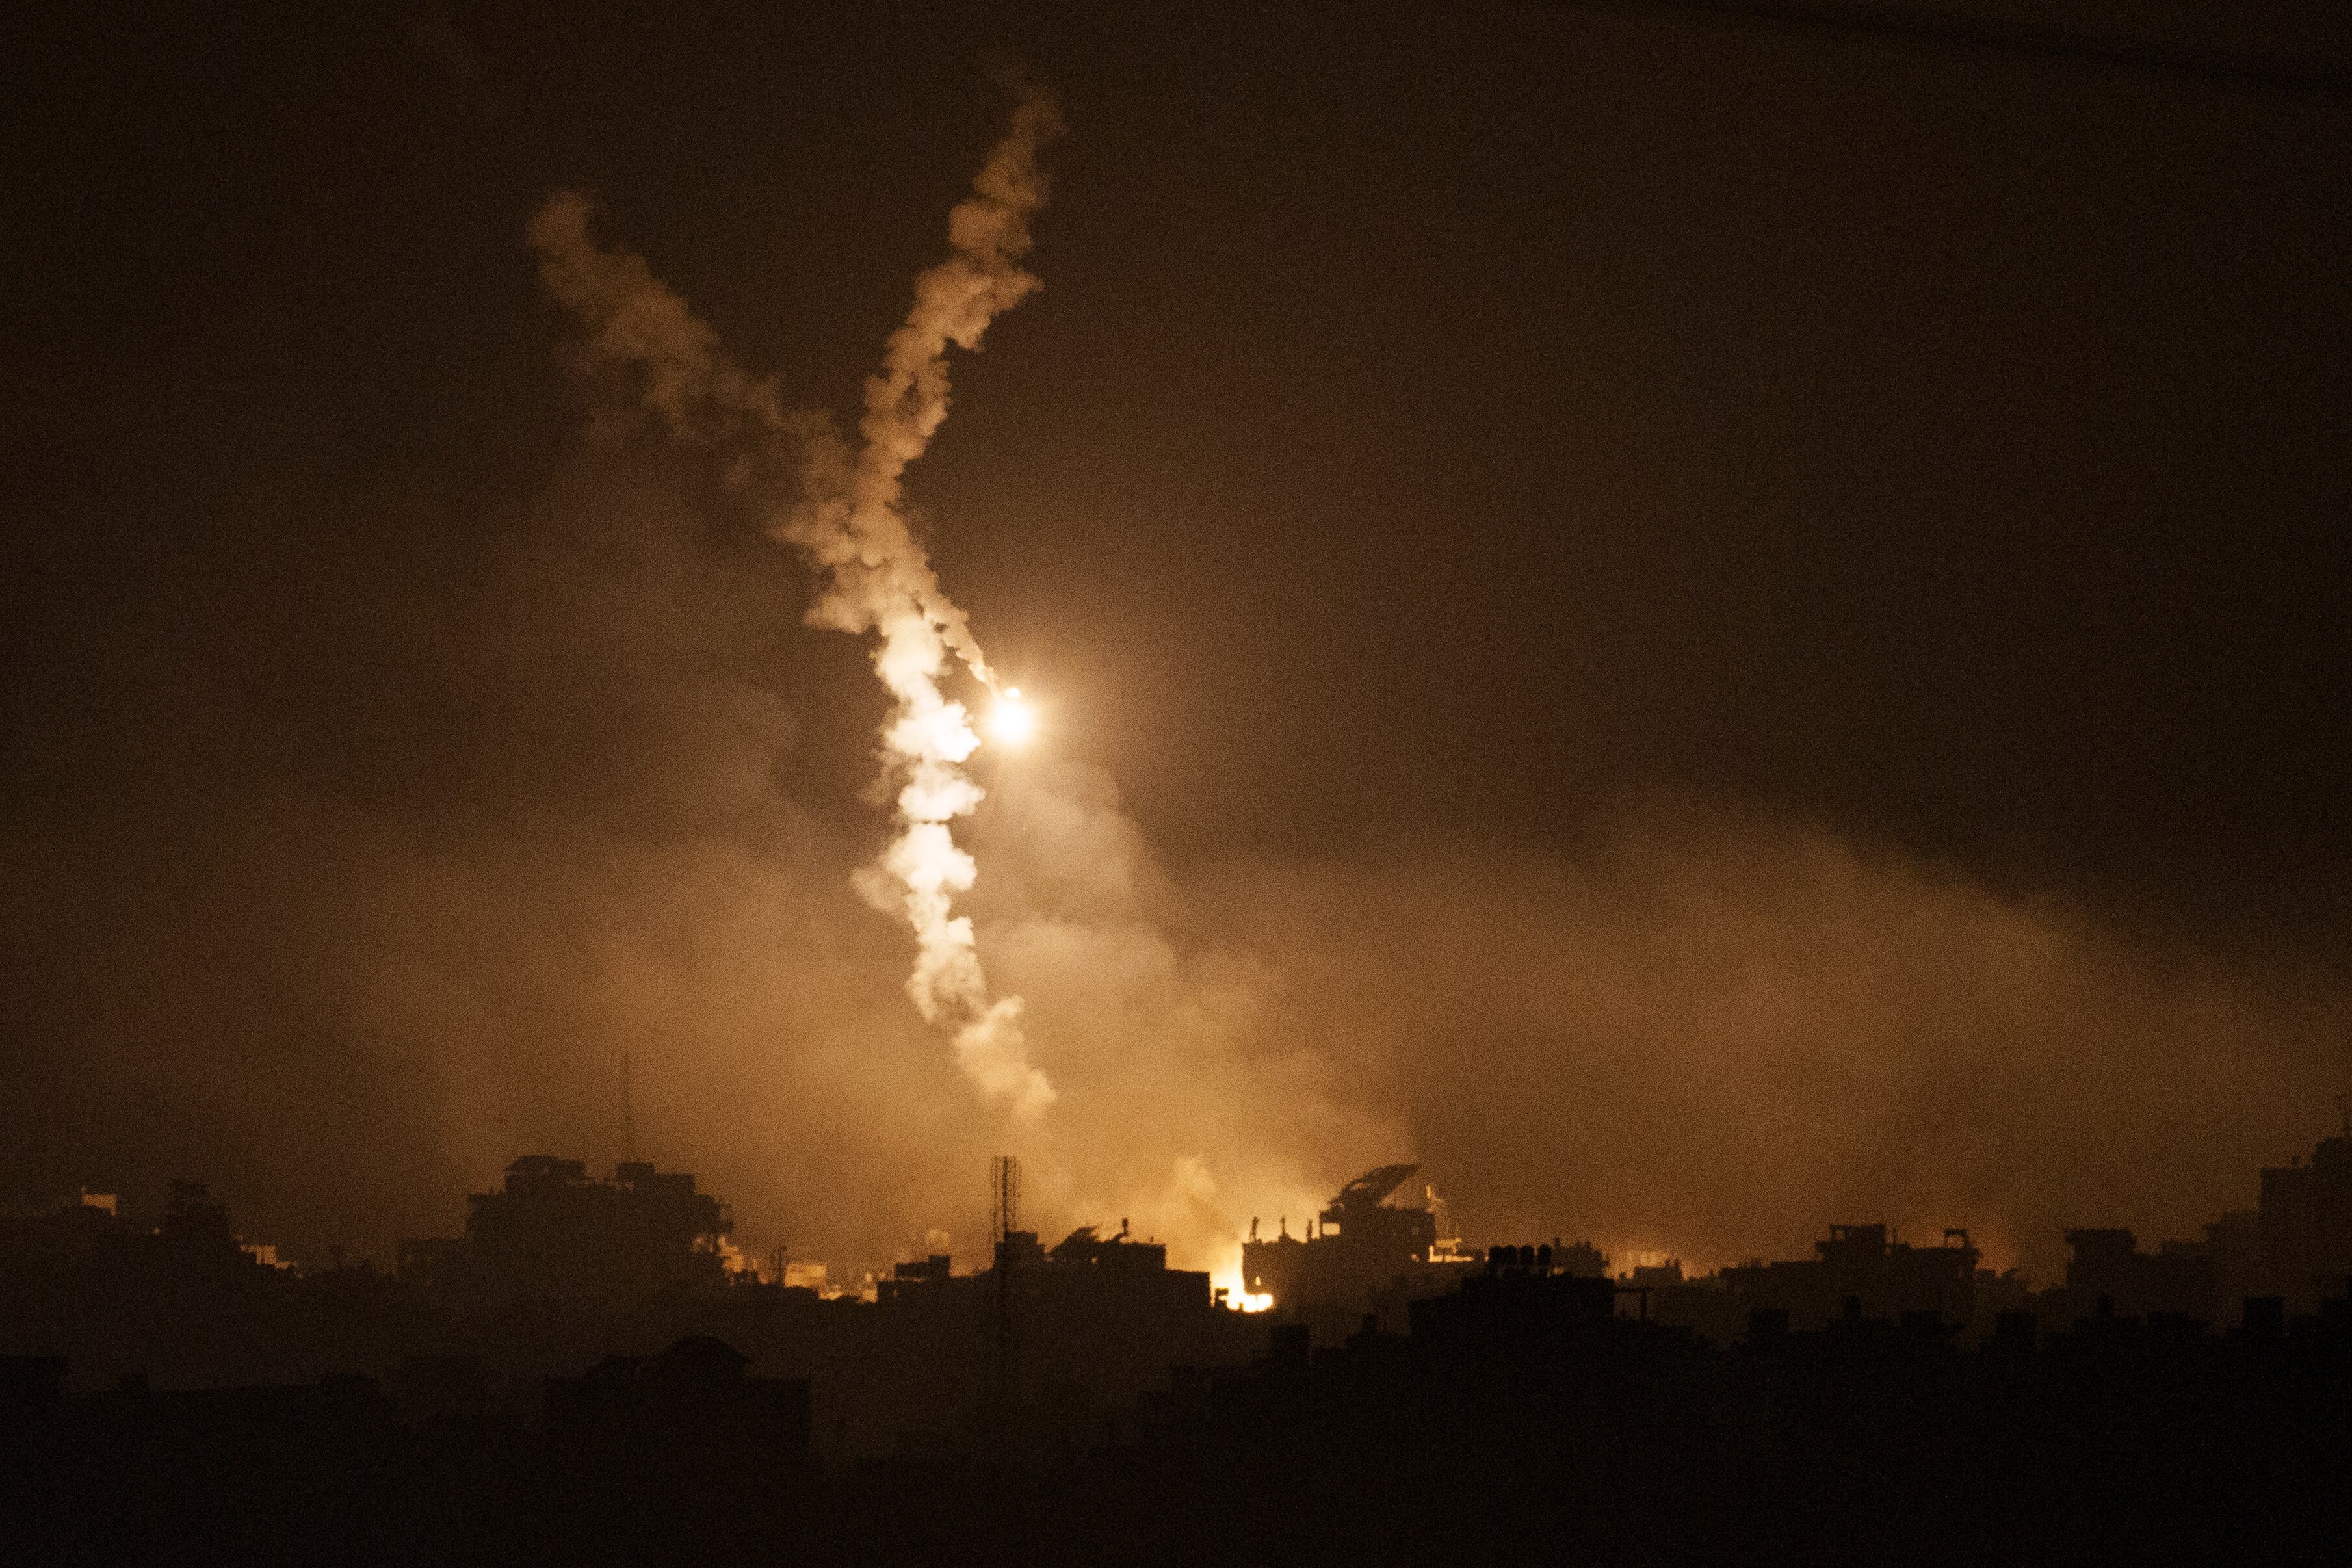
[3,1,2349,1281]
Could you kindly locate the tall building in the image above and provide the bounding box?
[397,1157,731,1302]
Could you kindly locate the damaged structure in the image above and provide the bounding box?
[1239,1164,1476,1326]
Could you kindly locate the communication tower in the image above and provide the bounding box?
[990,1155,1023,1427]
[991,1155,1021,1248]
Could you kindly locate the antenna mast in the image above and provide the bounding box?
[991,1154,1021,1247]
[991,1155,1022,1426]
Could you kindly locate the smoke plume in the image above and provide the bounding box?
[524,88,1064,1121]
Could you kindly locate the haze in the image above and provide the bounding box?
[3,3,2348,1288]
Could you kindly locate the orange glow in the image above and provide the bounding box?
[1212,1257,1274,1312]
[987,687,1038,747]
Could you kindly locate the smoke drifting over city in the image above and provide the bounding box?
[4,447,2343,1287]
[13,12,2352,1560]
[526,85,1062,1123]
[3,6,2349,1301]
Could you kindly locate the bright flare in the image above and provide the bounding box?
[989,687,1038,747]
[1212,1258,1275,1313]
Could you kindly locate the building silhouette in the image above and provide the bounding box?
[1718,1222,1981,1331]
[396,1156,732,1303]
[2026,1123,2352,1326]
[2248,1123,2352,1311]
[5,1136,2352,1561]
[1238,1164,1473,1327]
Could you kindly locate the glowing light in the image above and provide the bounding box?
[988,686,1038,747]
[1212,1259,1275,1313]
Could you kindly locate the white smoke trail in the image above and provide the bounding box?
[525,88,1063,1120]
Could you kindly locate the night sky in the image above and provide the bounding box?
[4,2,2349,1285]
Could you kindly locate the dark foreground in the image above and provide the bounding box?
[6,1270,2347,1567]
